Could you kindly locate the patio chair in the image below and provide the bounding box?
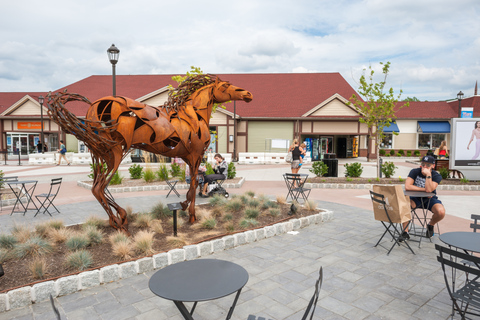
[0,176,18,211]
[436,244,480,319]
[247,267,323,320]
[283,173,311,203]
[35,178,62,217]
[50,294,61,320]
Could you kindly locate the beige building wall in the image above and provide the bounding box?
[394,133,417,149]
[210,110,228,125]
[141,91,169,106]
[313,121,359,134]
[217,126,227,153]
[10,100,40,116]
[311,99,358,116]
[248,121,294,152]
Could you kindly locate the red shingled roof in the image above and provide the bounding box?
[0,92,46,114]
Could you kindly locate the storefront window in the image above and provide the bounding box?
[380,134,393,149]
[418,133,445,149]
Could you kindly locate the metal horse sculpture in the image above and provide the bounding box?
[47,75,252,233]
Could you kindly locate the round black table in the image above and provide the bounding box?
[149,259,248,320]
[439,232,480,253]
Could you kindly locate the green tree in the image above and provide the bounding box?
[403,97,420,101]
[348,62,409,178]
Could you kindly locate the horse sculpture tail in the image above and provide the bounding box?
[46,91,119,153]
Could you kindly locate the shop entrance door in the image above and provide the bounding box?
[11,135,28,155]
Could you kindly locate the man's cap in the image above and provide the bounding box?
[422,155,435,164]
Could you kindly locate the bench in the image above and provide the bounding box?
[435,159,464,179]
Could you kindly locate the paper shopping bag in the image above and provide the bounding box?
[372,185,412,224]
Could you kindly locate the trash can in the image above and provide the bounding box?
[323,158,338,177]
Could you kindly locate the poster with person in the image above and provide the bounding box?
[452,118,480,167]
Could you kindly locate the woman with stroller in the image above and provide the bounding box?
[200,153,228,197]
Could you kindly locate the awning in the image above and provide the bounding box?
[383,122,400,133]
[418,121,451,133]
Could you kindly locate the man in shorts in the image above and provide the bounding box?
[400,155,445,241]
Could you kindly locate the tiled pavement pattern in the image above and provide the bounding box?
[0,200,453,320]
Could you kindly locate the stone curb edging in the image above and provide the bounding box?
[0,209,334,312]
[303,183,480,191]
[76,177,246,192]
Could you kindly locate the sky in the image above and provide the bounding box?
[1,0,479,101]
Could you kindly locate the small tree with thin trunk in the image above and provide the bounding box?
[348,62,409,178]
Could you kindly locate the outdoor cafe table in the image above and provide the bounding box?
[7,180,39,215]
[149,259,249,320]
[404,190,435,246]
[439,232,480,253]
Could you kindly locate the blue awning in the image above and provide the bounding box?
[383,122,400,133]
[418,121,451,133]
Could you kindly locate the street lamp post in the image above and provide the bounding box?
[233,101,237,162]
[38,95,44,154]
[107,44,120,96]
[457,91,464,118]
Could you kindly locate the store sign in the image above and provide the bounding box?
[17,122,41,130]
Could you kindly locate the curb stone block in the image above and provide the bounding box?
[314,213,323,224]
[212,239,225,252]
[32,281,55,303]
[255,228,266,240]
[307,215,316,225]
[153,253,168,269]
[291,219,301,230]
[56,275,79,297]
[100,265,120,283]
[300,217,309,228]
[285,221,294,232]
[184,245,199,260]
[234,233,246,246]
[137,257,154,273]
[244,230,256,243]
[119,261,138,279]
[0,294,6,312]
[198,241,213,256]
[223,236,235,249]
[7,287,31,310]
[265,226,276,238]
[80,270,100,289]
[274,223,285,235]
[168,249,185,265]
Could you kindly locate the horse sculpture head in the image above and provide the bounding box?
[212,78,253,104]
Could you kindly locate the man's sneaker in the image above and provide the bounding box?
[399,231,410,242]
[426,225,435,238]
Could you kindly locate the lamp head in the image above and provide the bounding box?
[107,44,120,65]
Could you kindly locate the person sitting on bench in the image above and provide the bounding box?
[200,153,228,197]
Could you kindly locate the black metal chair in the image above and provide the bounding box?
[283,173,311,203]
[0,176,18,211]
[50,294,61,320]
[35,178,62,217]
[370,190,415,255]
[166,178,180,198]
[247,267,323,320]
[436,244,480,319]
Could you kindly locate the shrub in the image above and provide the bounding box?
[239,218,259,229]
[166,235,187,247]
[225,198,243,212]
[88,163,108,180]
[396,152,402,157]
[11,225,32,243]
[47,220,64,230]
[156,165,169,181]
[276,195,287,204]
[65,250,93,271]
[133,231,155,255]
[245,207,260,219]
[83,216,107,229]
[112,240,133,260]
[414,150,421,156]
[245,190,255,198]
[406,150,412,157]
[381,161,397,178]
[0,170,4,189]
[48,228,71,244]
[202,218,217,229]
[205,163,215,175]
[269,208,281,217]
[144,167,157,182]
[439,167,450,179]
[170,162,181,177]
[223,213,233,221]
[109,230,129,245]
[389,149,395,156]
[0,248,11,263]
[109,171,123,185]
[83,226,104,245]
[29,258,47,279]
[304,200,317,211]
[344,162,363,177]
[309,161,328,177]
[129,164,143,179]
[461,177,470,183]
[179,168,186,182]
[379,149,386,156]
[0,234,18,249]
[14,236,53,258]
[227,162,236,179]
[209,194,226,207]
[398,149,405,156]
[35,223,51,238]
[133,212,154,228]
[150,202,173,219]
[248,198,260,208]
[150,220,164,234]
[65,233,90,251]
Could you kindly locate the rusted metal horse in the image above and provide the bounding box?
[47,75,252,233]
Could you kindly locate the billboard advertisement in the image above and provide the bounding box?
[451,118,480,167]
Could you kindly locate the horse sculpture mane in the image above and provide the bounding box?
[47,74,252,234]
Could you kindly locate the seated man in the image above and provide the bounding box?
[401,155,446,241]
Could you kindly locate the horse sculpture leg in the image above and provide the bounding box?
[182,159,202,223]
[91,148,130,235]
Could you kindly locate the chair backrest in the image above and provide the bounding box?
[301,266,323,320]
[471,214,480,233]
[369,190,394,224]
[0,176,18,189]
[49,178,63,195]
